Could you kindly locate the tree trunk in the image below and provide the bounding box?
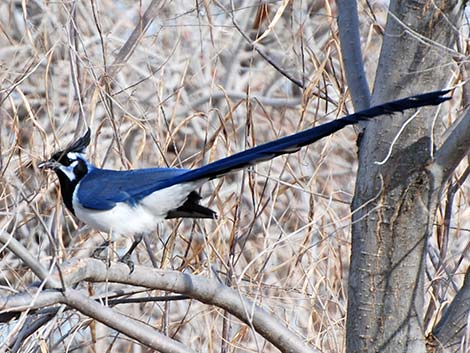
[346,1,463,352]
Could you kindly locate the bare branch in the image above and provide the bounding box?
[61,288,196,353]
[3,259,317,353]
[336,0,371,110]
[216,0,305,89]
[0,288,196,353]
[0,290,63,315]
[9,310,58,353]
[74,259,316,353]
[108,0,168,77]
[0,231,61,289]
[431,267,470,352]
[431,109,470,186]
[175,90,304,117]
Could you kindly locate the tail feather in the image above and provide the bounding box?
[166,191,217,219]
[164,89,450,187]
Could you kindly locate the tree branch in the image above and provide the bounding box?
[1,259,317,353]
[0,231,61,289]
[431,267,470,352]
[216,0,305,89]
[431,109,470,187]
[108,0,168,77]
[61,288,196,353]
[336,0,371,110]
[0,288,195,353]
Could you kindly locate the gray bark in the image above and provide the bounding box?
[432,268,470,352]
[346,1,463,353]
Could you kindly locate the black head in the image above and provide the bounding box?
[39,129,91,214]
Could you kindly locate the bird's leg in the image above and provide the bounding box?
[92,240,111,262]
[91,233,115,265]
[119,234,143,273]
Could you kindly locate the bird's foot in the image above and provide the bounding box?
[92,240,111,265]
[118,235,143,274]
[118,253,135,274]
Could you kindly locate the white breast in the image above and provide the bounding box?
[72,181,204,235]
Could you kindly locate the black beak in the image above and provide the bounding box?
[38,160,60,170]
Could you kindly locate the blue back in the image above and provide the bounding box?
[77,167,189,210]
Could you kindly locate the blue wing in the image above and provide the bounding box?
[77,167,189,210]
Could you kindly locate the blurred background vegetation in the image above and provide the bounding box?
[0,1,467,352]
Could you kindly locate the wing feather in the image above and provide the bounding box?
[77,168,189,210]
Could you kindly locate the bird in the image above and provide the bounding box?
[39,89,450,267]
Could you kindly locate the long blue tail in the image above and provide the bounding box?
[169,89,450,186]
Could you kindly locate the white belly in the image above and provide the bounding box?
[73,181,203,235]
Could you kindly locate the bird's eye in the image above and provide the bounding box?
[50,151,75,166]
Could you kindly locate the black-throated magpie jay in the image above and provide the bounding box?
[39,90,450,265]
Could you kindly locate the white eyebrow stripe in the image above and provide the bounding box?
[67,152,84,160]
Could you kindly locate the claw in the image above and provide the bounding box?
[119,254,135,273]
[118,235,143,274]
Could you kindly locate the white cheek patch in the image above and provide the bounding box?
[59,160,78,181]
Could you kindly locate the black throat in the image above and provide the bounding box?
[54,160,88,215]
